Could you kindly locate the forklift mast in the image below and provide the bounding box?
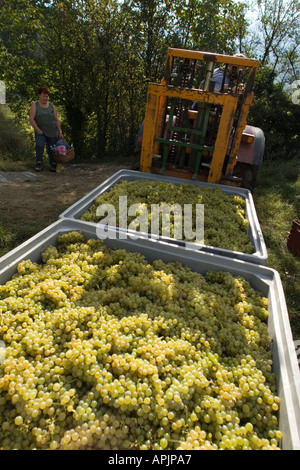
[140,48,260,186]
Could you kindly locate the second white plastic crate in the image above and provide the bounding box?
[59,169,268,265]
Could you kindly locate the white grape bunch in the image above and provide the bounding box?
[0,231,281,450]
[81,180,254,253]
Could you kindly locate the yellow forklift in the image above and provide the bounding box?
[135,48,265,191]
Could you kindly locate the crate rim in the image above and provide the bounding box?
[58,169,268,265]
[0,218,299,450]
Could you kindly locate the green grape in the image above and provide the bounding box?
[0,231,282,450]
[80,180,254,253]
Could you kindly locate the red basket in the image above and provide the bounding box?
[287,220,300,257]
[52,147,75,164]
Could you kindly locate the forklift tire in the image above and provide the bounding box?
[238,126,265,192]
[131,151,141,171]
[241,164,259,192]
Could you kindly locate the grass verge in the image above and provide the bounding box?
[253,157,300,340]
[0,220,48,258]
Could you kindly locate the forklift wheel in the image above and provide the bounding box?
[241,165,259,192]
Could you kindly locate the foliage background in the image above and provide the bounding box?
[0,0,299,162]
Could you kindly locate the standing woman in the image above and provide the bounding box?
[29,86,62,172]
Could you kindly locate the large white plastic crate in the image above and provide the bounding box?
[0,219,299,450]
[59,170,268,265]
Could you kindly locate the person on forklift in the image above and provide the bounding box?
[191,53,247,110]
[210,53,247,92]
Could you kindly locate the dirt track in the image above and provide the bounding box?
[0,162,131,226]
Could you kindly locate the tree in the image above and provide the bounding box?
[81,0,142,157]
[1,0,270,161]
[121,0,173,82]
[0,0,49,118]
[170,0,248,54]
[245,0,300,82]
[248,65,300,161]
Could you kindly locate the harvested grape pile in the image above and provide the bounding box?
[81,180,254,254]
[0,231,281,450]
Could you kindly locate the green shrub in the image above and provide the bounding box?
[248,67,300,163]
[0,107,33,163]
